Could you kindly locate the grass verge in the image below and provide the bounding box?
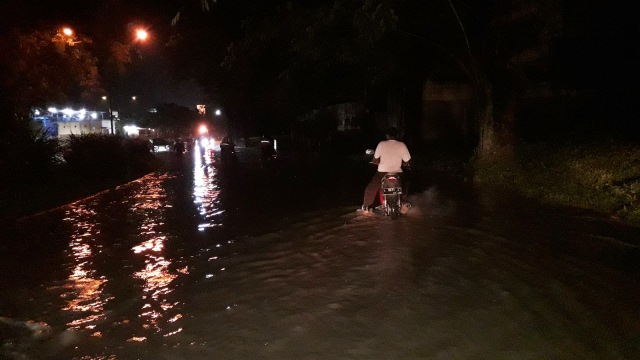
[473,141,640,226]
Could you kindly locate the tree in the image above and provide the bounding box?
[140,103,199,138]
[0,27,101,190]
[168,0,567,156]
[168,0,293,136]
[0,27,100,122]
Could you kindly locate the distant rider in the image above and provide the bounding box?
[220,136,235,150]
[174,138,186,154]
[360,127,411,212]
[220,136,237,163]
[260,135,276,160]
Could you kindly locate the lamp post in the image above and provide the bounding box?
[60,25,150,134]
[102,95,114,134]
[103,27,149,135]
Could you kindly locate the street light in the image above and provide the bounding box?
[102,27,150,134]
[135,29,149,41]
[58,26,81,46]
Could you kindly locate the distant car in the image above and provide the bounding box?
[152,138,171,152]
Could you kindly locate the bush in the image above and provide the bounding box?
[124,137,158,174]
[0,125,60,188]
[63,134,156,179]
[64,134,126,178]
[0,122,61,217]
[474,141,640,225]
[0,126,161,219]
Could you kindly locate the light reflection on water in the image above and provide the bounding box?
[37,147,229,350]
[4,152,640,359]
[58,204,110,331]
[128,174,181,340]
[54,173,187,341]
[192,144,223,231]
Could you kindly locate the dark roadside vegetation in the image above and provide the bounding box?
[423,134,640,229]
[4,126,640,232]
[473,141,640,225]
[0,132,161,228]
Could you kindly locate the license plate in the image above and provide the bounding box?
[382,187,402,195]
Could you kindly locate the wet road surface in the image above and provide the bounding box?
[1,145,639,359]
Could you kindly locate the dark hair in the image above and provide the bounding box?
[385,127,398,138]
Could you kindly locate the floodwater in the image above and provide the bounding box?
[1,145,639,359]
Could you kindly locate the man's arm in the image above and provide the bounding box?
[372,142,383,163]
[401,143,411,167]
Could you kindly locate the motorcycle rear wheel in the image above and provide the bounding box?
[386,194,400,219]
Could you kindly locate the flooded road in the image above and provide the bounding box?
[1,145,639,359]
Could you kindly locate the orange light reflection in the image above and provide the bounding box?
[59,204,109,331]
[129,174,183,338]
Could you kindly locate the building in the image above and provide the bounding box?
[32,107,118,139]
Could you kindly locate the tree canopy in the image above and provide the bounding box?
[0,27,100,121]
[198,0,603,153]
[141,103,199,138]
[170,0,563,148]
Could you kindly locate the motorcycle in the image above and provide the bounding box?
[379,172,404,218]
[219,137,238,164]
[260,139,277,161]
[365,149,410,218]
[174,139,186,156]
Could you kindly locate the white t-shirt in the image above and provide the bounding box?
[374,139,411,172]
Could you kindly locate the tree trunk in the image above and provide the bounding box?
[475,80,518,160]
[476,82,499,160]
[499,97,518,148]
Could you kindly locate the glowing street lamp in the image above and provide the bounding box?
[57,26,81,46]
[135,29,149,41]
[198,125,208,136]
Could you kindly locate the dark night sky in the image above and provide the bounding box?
[1,0,207,111]
[1,0,637,118]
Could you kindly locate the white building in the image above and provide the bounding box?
[33,107,118,138]
[57,119,112,137]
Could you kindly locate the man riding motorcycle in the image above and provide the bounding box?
[219,136,237,163]
[173,138,186,155]
[360,127,411,213]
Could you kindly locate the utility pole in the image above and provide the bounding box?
[103,94,114,134]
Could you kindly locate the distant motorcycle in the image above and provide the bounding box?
[219,137,238,164]
[260,139,277,161]
[174,139,186,155]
